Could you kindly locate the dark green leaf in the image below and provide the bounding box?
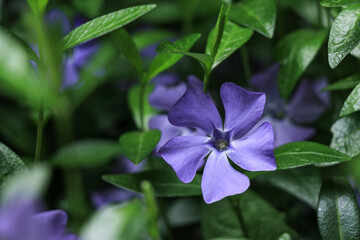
[321,73,360,92]
[156,40,213,73]
[112,29,142,77]
[321,0,360,7]
[275,29,327,99]
[331,113,360,157]
[133,29,174,50]
[51,140,121,168]
[328,4,360,68]
[317,177,360,240]
[127,84,158,130]
[103,170,202,197]
[62,4,156,50]
[230,0,276,38]
[0,142,27,189]
[340,82,360,116]
[148,33,201,80]
[201,190,296,240]
[264,167,321,209]
[9,32,40,65]
[206,21,253,69]
[119,131,160,164]
[80,199,147,240]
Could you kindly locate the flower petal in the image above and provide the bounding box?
[62,57,79,88]
[46,10,71,36]
[149,82,187,111]
[168,80,222,135]
[159,136,210,183]
[202,151,250,204]
[221,82,265,139]
[149,115,184,152]
[227,122,276,172]
[287,79,329,123]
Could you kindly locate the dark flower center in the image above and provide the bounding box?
[216,140,229,151]
[272,109,286,120]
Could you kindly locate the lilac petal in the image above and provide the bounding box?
[149,115,184,152]
[72,43,98,68]
[270,118,315,147]
[46,9,71,36]
[221,82,265,139]
[250,63,282,102]
[159,136,211,183]
[151,73,180,86]
[91,188,135,208]
[287,79,328,123]
[168,81,222,135]
[149,82,187,111]
[187,75,203,90]
[226,122,276,172]
[34,210,68,235]
[202,151,250,204]
[313,77,330,106]
[62,57,79,88]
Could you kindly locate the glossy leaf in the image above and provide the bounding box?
[321,73,360,92]
[321,0,360,7]
[0,142,28,189]
[112,29,142,77]
[264,167,321,209]
[340,82,360,117]
[351,44,360,58]
[51,140,121,168]
[201,190,296,240]
[331,113,360,157]
[80,200,146,240]
[317,177,360,240]
[206,21,253,69]
[127,84,158,130]
[156,40,213,73]
[328,5,360,68]
[230,0,276,38]
[103,170,202,197]
[62,4,156,50]
[275,29,327,99]
[148,33,201,80]
[118,130,161,164]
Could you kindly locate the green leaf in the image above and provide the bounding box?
[62,4,156,50]
[141,181,160,239]
[328,4,360,68]
[351,43,360,58]
[331,113,360,157]
[275,29,327,99]
[340,82,360,116]
[264,167,321,209]
[119,130,161,164]
[80,199,147,240]
[103,170,202,197]
[278,233,292,240]
[148,33,201,80]
[51,140,121,168]
[73,0,103,18]
[0,142,28,189]
[317,177,360,240]
[133,29,174,50]
[9,32,40,65]
[230,0,276,38]
[321,0,360,7]
[27,0,49,16]
[112,29,142,77]
[156,40,213,73]
[321,73,360,92]
[206,21,253,69]
[127,84,158,130]
[201,190,296,240]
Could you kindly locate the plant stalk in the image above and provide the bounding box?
[34,106,44,165]
[230,196,250,238]
[240,46,251,86]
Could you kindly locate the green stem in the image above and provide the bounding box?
[203,71,210,93]
[230,196,249,238]
[34,106,44,165]
[139,82,146,130]
[240,46,251,86]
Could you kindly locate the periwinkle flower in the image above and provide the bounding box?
[0,198,77,240]
[159,78,276,204]
[251,64,329,147]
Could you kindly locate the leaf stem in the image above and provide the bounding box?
[230,196,250,238]
[34,106,44,165]
[203,71,210,93]
[240,46,251,86]
[139,81,146,130]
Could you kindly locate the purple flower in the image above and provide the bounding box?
[0,197,77,240]
[159,79,276,204]
[251,64,329,147]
